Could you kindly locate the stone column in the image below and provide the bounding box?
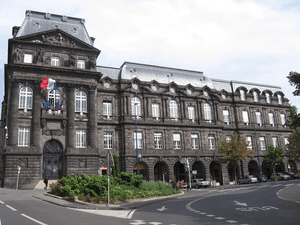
[67,86,75,150]
[32,83,41,152]
[7,79,19,147]
[88,85,97,150]
[221,163,229,185]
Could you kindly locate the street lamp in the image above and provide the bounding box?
[134,103,139,175]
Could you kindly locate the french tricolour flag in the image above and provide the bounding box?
[40,78,57,90]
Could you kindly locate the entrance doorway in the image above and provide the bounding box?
[154,162,168,182]
[43,140,63,180]
[174,161,185,182]
[210,161,223,185]
[133,162,148,180]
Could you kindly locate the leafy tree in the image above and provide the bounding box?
[264,146,283,181]
[286,130,300,162]
[287,106,300,131]
[217,134,253,184]
[287,71,300,96]
[112,154,120,177]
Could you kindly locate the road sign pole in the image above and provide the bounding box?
[16,166,21,190]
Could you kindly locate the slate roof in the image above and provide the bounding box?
[15,10,94,46]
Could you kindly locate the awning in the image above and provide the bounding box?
[133,164,145,170]
[101,166,107,170]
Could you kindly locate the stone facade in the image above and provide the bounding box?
[0,10,297,189]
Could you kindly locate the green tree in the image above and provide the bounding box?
[217,134,253,185]
[287,71,300,96]
[287,106,300,131]
[112,154,120,177]
[286,130,300,162]
[264,146,283,181]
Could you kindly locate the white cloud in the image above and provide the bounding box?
[0,0,300,109]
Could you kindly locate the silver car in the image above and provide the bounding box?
[191,179,210,188]
[248,175,258,183]
[270,172,291,181]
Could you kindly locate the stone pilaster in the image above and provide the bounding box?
[32,83,41,153]
[67,85,75,150]
[88,85,97,150]
[7,79,19,147]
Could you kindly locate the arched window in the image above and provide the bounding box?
[240,89,245,101]
[48,89,61,109]
[75,91,87,112]
[169,100,178,120]
[253,91,259,102]
[131,97,141,116]
[19,87,33,109]
[265,93,271,104]
[204,103,212,121]
[278,94,282,104]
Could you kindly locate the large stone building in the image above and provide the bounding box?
[0,10,296,189]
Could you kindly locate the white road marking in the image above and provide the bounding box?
[148,222,163,225]
[129,220,147,225]
[284,183,295,186]
[206,214,215,217]
[71,208,135,219]
[0,200,4,204]
[257,185,269,188]
[157,206,167,211]
[215,217,225,220]
[234,201,247,206]
[5,205,17,211]
[271,184,282,187]
[21,214,47,225]
[226,220,238,223]
[199,212,207,214]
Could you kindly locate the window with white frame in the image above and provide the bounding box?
[240,90,245,101]
[266,93,271,104]
[208,135,215,150]
[173,133,181,149]
[256,111,263,125]
[154,133,162,149]
[272,137,278,147]
[131,97,141,116]
[226,136,232,143]
[280,114,286,126]
[246,136,252,149]
[223,110,230,124]
[24,53,33,63]
[204,103,212,121]
[76,130,86,148]
[191,134,199,149]
[134,132,143,149]
[104,132,113,149]
[259,137,266,150]
[51,56,60,66]
[188,106,195,120]
[19,87,33,109]
[152,103,160,119]
[103,101,112,117]
[75,91,87,112]
[242,110,249,124]
[48,89,61,109]
[284,138,289,145]
[253,91,259,102]
[170,100,178,120]
[278,94,282,104]
[268,113,275,126]
[77,60,85,69]
[18,127,30,146]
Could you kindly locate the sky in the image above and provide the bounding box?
[1,0,300,111]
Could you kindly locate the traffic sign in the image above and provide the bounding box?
[17,166,21,171]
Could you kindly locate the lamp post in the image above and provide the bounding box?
[134,103,139,175]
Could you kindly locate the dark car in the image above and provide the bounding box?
[191,179,210,188]
[258,174,268,182]
[285,171,298,179]
[237,176,252,184]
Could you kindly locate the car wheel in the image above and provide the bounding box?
[248,181,251,184]
[281,177,284,181]
[204,186,208,188]
[237,181,240,185]
[195,184,199,189]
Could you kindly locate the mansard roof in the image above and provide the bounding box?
[15,10,94,46]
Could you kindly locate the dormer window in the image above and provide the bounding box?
[51,57,60,66]
[266,93,271,104]
[77,60,85,69]
[240,90,245,101]
[278,94,282,104]
[24,53,33,63]
[253,91,259,102]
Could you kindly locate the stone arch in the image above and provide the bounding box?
[262,160,271,179]
[154,161,169,182]
[248,160,259,177]
[133,161,149,181]
[210,161,223,186]
[192,160,206,180]
[43,139,63,180]
[275,161,285,173]
[174,161,186,182]
[288,160,297,172]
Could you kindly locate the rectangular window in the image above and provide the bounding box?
[76,130,86,148]
[18,127,30,146]
[278,95,282,104]
[103,101,112,117]
[104,132,113,149]
[240,90,245,101]
[152,103,160,119]
[242,111,249,124]
[226,136,231,143]
[154,133,162,149]
[208,135,215,150]
[268,113,275,126]
[266,93,271,104]
[256,112,262,125]
[77,60,85,69]
[259,137,266,150]
[247,136,252,149]
[253,91,259,102]
[284,138,289,145]
[223,110,230,124]
[173,133,181,149]
[191,134,199,149]
[280,114,286,125]
[272,137,278,148]
[134,132,143,149]
[51,57,60,66]
[24,53,33,63]
[188,106,195,120]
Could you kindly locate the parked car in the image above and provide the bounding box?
[285,171,298,179]
[191,179,210,188]
[248,175,258,183]
[258,174,268,182]
[270,172,291,181]
[237,176,252,184]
